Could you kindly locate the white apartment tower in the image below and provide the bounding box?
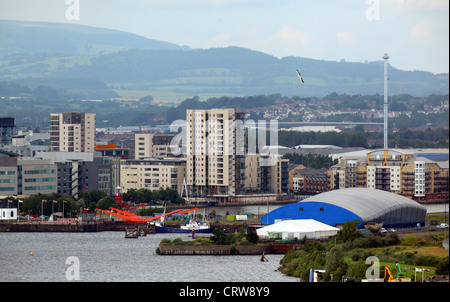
[50,112,96,152]
[186,108,246,198]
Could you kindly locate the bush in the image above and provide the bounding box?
[346,262,368,282]
[436,257,449,275]
[160,238,171,245]
[400,236,427,246]
[246,231,259,244]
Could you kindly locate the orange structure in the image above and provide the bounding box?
[96,207,198,223]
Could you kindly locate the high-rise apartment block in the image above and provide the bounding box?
[50,112,96,152]
[186,108,246,197]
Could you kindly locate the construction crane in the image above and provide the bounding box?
[396,263,405,277]
[384,266,394,282]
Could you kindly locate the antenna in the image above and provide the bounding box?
[383,53,389,150]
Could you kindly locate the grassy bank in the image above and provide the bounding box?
[279,220,449,282]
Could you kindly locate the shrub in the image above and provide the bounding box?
[246,231,259,244]
[160,238,171,245]
[400,236,427,246]
[436,257,449,275]
[346,262,368,282]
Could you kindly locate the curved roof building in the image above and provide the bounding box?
[262,188,427,228]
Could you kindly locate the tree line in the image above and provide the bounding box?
[4,187,185,218]
[278,128,448,149]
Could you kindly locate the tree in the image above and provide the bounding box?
[84,190,106,204]
[246,231,259,244]
[97,196,118,210]
[324,246,348,282]
[210,228,226,245]
[334,219,361,243]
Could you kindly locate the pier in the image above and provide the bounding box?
[125,224,154,238]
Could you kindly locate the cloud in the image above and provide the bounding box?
[409,20,436,44]
[278,27,309,45]
[382,0,449,11]
[336,31,358,48]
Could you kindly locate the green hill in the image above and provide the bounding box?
[0,20,187,55]
[0,20,448,99]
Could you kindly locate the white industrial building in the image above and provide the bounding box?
[256,219,339,240]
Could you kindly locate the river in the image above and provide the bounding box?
[1,203,446,283]
[0,232,296,282]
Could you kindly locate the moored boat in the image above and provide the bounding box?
[153,221,215,233]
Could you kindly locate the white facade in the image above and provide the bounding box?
[414,161,425,197]
[257,219,339,240]
[0,201,17,220]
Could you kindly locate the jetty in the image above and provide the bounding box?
[125,224,154,238]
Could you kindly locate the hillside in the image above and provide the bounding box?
[0,20,187,55]
[0,20,448,99]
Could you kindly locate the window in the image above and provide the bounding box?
[299,207,303,211]
[320,207,324,212]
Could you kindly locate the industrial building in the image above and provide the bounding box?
[261,188,427,229]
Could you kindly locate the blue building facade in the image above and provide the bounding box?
[261,188,427,229]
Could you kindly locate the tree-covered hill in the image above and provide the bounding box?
[0,21,448,98]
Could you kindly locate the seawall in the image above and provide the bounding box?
[157,242,297,255]
[0,220,111,232]
[157,244,271,255]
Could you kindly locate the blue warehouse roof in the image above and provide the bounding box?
[262,188,427,228]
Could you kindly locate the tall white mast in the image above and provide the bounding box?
[383,53,389,150]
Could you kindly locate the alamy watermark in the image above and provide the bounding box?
[65,256,80,281]
[365,0,380,21]
[365,256,380,280]
[65,0,80,21]
[169,119,279,166]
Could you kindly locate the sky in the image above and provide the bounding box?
[0,0,449,74]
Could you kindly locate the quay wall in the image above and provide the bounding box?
[157,244,272,255]
[157,242,297,255]
[0,221,249,233]
[0,221,108,232]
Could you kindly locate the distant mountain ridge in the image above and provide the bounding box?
[0,20,188,55]
[0,20,448,98]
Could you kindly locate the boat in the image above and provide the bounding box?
[151,206,215,233]
[364,222,384,234]
[153,221,215,233]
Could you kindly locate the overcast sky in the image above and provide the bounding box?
[1,0,448,74]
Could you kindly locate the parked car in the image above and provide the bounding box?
[436,223,449,229]
[380,228,396,233]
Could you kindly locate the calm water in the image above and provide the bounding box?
[0,232,296,282]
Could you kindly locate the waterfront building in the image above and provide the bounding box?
[328,149,449,202]
[0,131,50,157]
[0,199,17,220]
[134,133,176,159]
[95,143,130,159]
[289,165,329,194]
[120,158,186,193]
[245,154,289,195]
[186,108,246,198]
[0,117,14,147]
[50,112,96,152]
[0,151,57,198]
[262,187,427,228]
[35,151,120,198]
